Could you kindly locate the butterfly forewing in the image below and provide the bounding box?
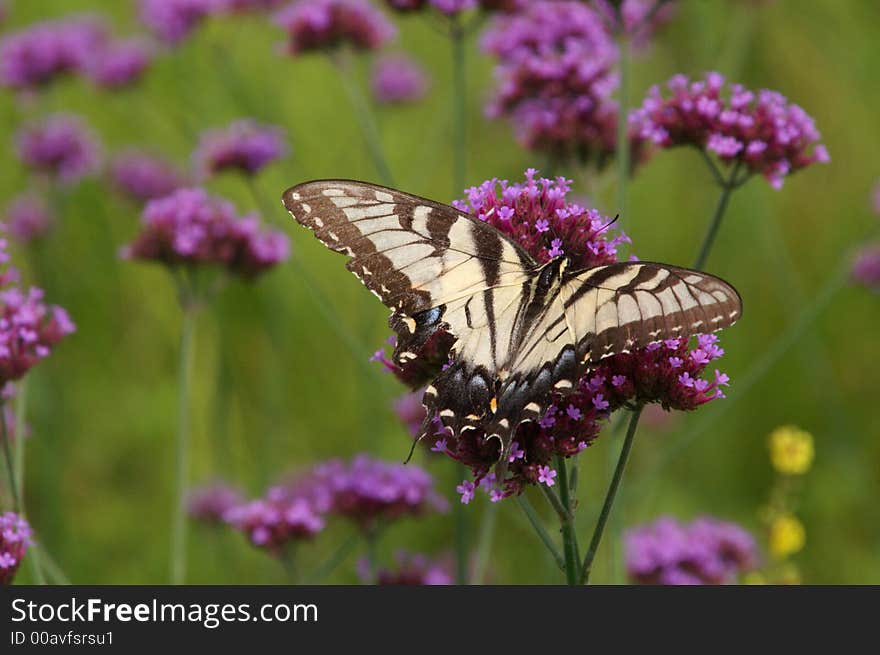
[282,180,535,318]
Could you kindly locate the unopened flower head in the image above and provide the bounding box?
[85,38,154,89]
[290,454,447,532]
[0,512,33,585]
[482,2,640,165]
[3,194,54,244]
[15,114,101,185]
[360,551,452,585]
[768,425,814,475]
[274,0,396,55]
[187,482,245,525]
[375,170,732,498]
[193,119,288,178]
[140,0,216,45]
[768,513,805,559]
[0,15,107,91]
[110,151,188,204]
[631,72,830,189]
[122,187,290,280]
[372,55,429,105]
[625,515,758,585]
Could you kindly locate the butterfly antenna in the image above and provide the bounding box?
[598,213,621,233]
[403,436,422,465]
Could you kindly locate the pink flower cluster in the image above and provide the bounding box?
[219,454,445,552]
[3,194,54,244]
[481,2,636,164]
[371,55,429,105]
[110,151,188,204]
[0,14,153,91]
[274,0,396,55]
[193,120,288,178]
[360,551,452,585]
[0,15,106,90]
[0,512,33,585]
[15,114,102,186]
[186,482,245,525]
[376,171,731,499]
[121,188,290,280]
[291,455,448,532]
[139,0,216,45]
[625,515,758,585]
[592,0,676,46]
[224,494,326,552]
[631,72,830,189]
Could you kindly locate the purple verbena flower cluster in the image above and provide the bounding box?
[121,187,290,280]
[0,15,107,91]
[220,454,444,552]
[193,120,287,178]
[3,194,54,244]
[371,55,429,105]
[140,0,216,45]
[631,72,830,189]
[110,151,188,204]
[224,494,325,552]
[625,515,758,585]
[84,38,154,89]
[292,454,448,532]
[186,482,245,524]
[375,171,731,500]
[0,235,76,385]
[482,2,639,165]
[274,0,396,55]
[359,551,452,585]
[15,114,101,186]
[0,512,33,585]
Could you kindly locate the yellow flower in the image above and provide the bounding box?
[768,425,814,475]
[769,513,805,559]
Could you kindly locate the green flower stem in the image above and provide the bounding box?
[554,456,580,585]
[0,400,21,514]
[171,300,198,585]
[471,502,498,585]
[615,34,631,222]
[515,494,565,572]
[306,534,360,584]
[333,52,394,187]
[580,403,643,584]
[13,379,27,505]
[450,14,467,196]
[364,532,379,584]
[693,160,744,270]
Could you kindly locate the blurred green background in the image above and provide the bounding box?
[1,0,878,584]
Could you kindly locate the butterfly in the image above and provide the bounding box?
[282,180,742,469]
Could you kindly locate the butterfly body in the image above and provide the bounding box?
[283,180,742,473]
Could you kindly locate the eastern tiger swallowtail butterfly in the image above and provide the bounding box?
[282,180,742,471]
